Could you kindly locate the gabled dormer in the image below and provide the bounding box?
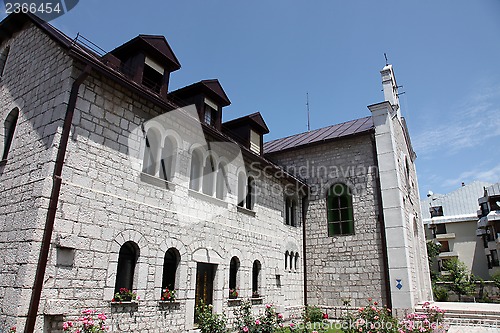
[109,35,181,98]
[168,79,230,131]
[222,112,270,156]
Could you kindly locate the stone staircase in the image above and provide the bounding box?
[415,302,500,329]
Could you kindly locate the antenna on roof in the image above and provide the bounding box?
[384,53,389,66]
[306,92,311,132]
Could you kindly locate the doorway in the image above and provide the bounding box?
[195,263,216,314]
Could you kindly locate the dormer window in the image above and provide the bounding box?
[142,57,165,93]
[250,130,261,155]
[204,98,218,126]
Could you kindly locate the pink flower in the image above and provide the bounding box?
[266,303,272,308]
[98,313,107,320]
[278,313,283,319]
[242,326,249,332]
[255,319,261,325]
[290,323,295,328]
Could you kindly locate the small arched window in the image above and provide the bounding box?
[115,241,139,294]
[289,251,294,270]
[326,183,354,236]
[294,253,299,271]
[229,256,240,295]
[216,162,227,200]
[246,177,255,210]
[252,260,261,297]
[2,108,19,161]
[159,136,176,181]
[284,251,289,270]
[162,248,180,293]
[143,127,161,176]
[237,172,246,207]
[0,46,10,77]
[189,149,203,191]
[202,156,215,196]
[285,197,297,226]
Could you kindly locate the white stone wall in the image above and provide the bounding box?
[266,133,388,308]
[0,23,74,331]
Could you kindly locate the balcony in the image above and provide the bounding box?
[477,217,489,229]
[438,251,458,259]
[436,233,456,240]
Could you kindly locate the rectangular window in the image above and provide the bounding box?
[491,250,499,267]
[327,184,354,236]
[142,57,164,93]
[430,206,444,217]
[250,130,261,154]
[439,240,450,253]
[435,223,447,235]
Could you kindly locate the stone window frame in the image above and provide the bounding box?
[1,107,19,162]
[228,256,240,297]
[284,195,298,227]
[114,241,140,296]
[251,259,262,297]
[141,124,179,184]
[162,247,180,295]
[0,45,10,78]
[326,182,355,237]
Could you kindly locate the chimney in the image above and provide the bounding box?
[462,182,465,187]
[380,64,401,116]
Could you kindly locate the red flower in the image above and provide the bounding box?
[111,298,115,302]
[323,313,328,319]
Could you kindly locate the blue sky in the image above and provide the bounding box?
[2,0,500,197]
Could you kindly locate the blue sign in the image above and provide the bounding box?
[396,279,403,290]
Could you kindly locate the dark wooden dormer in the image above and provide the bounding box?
[110,35,181,98]
[222,112,270,156]
[168,79,230,131]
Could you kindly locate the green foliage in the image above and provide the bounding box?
[399,302,447,333]
[426,241,441,266]
[441,258,476,301]
[491,271,500,290]
[341,299,398,333]
[233,301,283,333]
[303,305,324,323]
[195,302,228,333]
[432,285,449,302]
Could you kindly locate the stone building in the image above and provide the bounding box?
[0,13,431,332]
[421,181,491,279]
[477,183,500,275]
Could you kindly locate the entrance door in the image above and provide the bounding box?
[195,263,216,311]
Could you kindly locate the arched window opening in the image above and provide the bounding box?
[285,197,291,225]
[142,128,161,176]
[159,136,176,181]
[294,253,299,271]
[246,177,255,210]
[289,251,294,270]
[202,156,215,196]
[291,199,297,226]
[2,108,19,161]
[237,172,246,207]
[216,163,228,200]
[327,183,354,236]
[162,248,180,294]
[252,260,261,297]
[115,241,139,294]
[229,256,240,297]
[189,149,203,191]
[284,251,289,270]
[0,46,10,77]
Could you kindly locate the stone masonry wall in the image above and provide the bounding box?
[0,22,74,331]
[266,133,388,308]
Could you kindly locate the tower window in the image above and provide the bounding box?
[326,183,354,236]
[142,57,164,93]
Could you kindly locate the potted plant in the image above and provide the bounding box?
[251,290,260,298]
[161,288,177,302]
[112,288,137,302]
[229,288,238,299]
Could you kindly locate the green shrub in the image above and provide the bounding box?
[341,299,398,333]
[492,271,500,291]
[433,285,449,302]
[303,305,324,323]
[195,302,228,333]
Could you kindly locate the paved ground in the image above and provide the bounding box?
[448,327,499,333]
[428,302,500,332]
[432,301,500,313]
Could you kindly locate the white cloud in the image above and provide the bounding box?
[442,163,500,188]
[413,86,500,155]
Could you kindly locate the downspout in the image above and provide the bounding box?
[301,192,308,306]
[25,65,91,333]
[371,133,393,310]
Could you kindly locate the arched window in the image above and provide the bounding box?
[216,162,227,200]
[252,260,261,297]
[143,127,161,176]
[162,248,180,293]
[246,177,255,210]
[284,251,289,270]
[229,256,240,295]
[189,149,203,191]
[202,156,215,196]
[115,241,139,294]
[237,172,246,207]
[0,46,10,77]
[327,183,354,236]
[285,197,297,226]
[2,108,19,161]
[294,253,299,271]
[159,136,176,181]
[289,251,294,270]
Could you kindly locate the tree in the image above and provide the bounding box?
[426,241,441,282]
[442,258,476,301]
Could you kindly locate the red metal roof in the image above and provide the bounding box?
[264,116,373,154]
